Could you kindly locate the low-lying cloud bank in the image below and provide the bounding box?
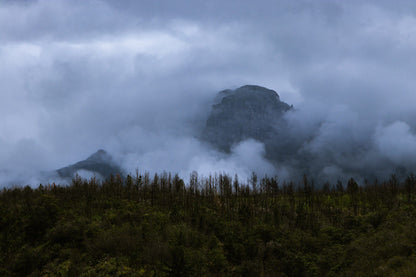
[278,107,416,183]
[2,0,416,186]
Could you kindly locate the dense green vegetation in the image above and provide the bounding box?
[1,172,416,276]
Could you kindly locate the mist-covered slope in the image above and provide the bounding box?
[43,84,415,185]
[56,149,123,180]
[54,85,291,183]
[201,85,415,182]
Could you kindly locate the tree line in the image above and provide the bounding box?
[1,171,416,276]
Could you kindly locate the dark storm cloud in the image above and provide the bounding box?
[1,0,416,185]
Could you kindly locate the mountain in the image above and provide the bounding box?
[202,85,292,154]
[56,149,123,180]
[56,85,292,182]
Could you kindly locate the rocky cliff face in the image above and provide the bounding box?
[202,85,292,153]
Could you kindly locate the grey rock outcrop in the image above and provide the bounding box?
[202,85,292,153]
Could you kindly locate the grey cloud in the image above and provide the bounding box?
[375,122,416,165]
[1,0,416,185]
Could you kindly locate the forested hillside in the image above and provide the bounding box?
[1,173,416,276]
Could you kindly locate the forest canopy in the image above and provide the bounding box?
[1,172,416,276]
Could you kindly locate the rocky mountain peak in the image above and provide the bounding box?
[202,85,292,152]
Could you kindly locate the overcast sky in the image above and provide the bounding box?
[2,0,416,185]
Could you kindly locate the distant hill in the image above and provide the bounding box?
[56,149,123,180]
